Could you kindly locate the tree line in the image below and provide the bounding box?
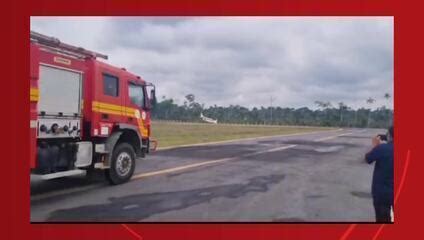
[152,94,393,128]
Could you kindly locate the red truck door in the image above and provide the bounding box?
[125,78,148,138]
[92,65,125,137]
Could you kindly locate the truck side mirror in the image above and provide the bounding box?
[150,89,157,107]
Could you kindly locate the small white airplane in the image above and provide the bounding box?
[200,113,218,124]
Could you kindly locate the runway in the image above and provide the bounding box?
[31,128,382,222]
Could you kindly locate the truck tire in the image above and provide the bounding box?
[105,143,136,185]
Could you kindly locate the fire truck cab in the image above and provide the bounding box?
[30,31,156,184]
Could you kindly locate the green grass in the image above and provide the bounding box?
[151,121,335,149]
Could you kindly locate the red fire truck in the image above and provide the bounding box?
[30,31,157,184]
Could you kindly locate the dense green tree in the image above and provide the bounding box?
[151,96,393,128]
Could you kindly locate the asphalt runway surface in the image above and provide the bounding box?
[31,128,384,222]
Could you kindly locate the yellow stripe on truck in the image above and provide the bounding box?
[92,101,148,137]
[138,119,148,137]
[92,101,135,117]
[30,88,39,102]
[92,101,123,113]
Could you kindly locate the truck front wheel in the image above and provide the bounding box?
[105,143,136,185]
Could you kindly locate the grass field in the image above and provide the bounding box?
[151,121,335,149]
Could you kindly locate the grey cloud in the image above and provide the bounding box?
[30,17,393,110]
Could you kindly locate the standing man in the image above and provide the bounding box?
[365,126,394,222]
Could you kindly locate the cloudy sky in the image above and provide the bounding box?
[31,17,393,110]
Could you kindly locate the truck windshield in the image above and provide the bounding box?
[129,82,145,108]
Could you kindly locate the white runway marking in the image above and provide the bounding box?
[133,144,298,180]
[123,204,139,210]
[244,144,298,157]
[314,132,354,142]
[131,158,234,180]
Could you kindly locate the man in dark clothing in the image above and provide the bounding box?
[365,126,394,223]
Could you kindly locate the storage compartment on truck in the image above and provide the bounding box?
[39,65,82,116]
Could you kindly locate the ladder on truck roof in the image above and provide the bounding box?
[30,31,108,60]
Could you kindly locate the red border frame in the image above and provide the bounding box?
[4,0,419,239]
